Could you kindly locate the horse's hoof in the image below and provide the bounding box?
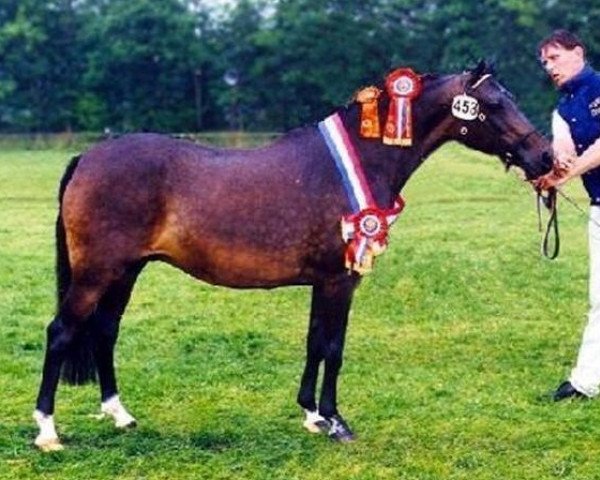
[94,411,137,429]
[116,419,137,429]
[302,409,330,434]
[35,437,64,452]
[303,418,331,434]
[327,414,356,443]
[101,395,137,430]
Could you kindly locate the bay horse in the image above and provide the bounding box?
[33,61,552,450]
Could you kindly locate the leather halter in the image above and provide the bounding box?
[503,129,539,169]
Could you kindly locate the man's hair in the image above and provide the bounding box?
[538,29,586,57]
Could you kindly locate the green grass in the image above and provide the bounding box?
[0,143,598,479]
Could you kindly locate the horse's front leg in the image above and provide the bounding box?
[297,275,358,442]
[297,285,330,434]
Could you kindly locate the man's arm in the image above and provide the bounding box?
[562,137,600,180]
[535,110,600,189]
[552,110,576,171]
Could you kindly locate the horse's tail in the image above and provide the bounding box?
[56,155,79,311]
[56,154,97,385]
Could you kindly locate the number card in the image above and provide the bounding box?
[451,94,480,121]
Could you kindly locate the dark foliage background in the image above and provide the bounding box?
[1,0,599,133]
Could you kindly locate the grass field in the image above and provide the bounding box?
[1,143,599,479]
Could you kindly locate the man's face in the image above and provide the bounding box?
[540,44,585,87]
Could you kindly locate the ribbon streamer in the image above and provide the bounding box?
[383,68,422,147]
[355,86,382,139]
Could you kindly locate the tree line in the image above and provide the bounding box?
[1,0,599,134]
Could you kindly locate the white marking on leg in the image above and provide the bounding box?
[33,410,63,451]
[302,409,329,433]
[101,395,137,429]
[329,416,344,437]
[327,415,355,442]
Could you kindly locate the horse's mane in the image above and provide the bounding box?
[287,62,496,135]
[326,72,447,121]
[337,60,496,114]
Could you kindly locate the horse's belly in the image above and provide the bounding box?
[154,234,310,288]
[148,199,342,287]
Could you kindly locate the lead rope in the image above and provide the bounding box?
[537,188,559,259]
[557,188,596,222]
[511,171,600,260]
[508,169,560,259]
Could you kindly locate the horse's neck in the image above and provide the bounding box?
[339,82,454,203]
[382,76,457,193]
[413,81,457,160]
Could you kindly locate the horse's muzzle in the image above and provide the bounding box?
[524,150,553,180]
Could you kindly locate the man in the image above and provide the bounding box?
[537,30,600,400]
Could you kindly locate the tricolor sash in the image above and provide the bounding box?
[318,113,405,274]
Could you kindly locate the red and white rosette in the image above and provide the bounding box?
[383,68,422,147]
[341,196,405,274]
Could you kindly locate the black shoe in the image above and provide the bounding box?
[553,381,585,401]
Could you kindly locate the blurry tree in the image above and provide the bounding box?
[544,0,600,67]
[201,0,269,130]
[0,0,84,131]
[79,0,204,132]
[0,0,599,133]
[237,0,401,129]
[389,0,558,130]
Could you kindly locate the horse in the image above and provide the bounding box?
[33,61,552,451]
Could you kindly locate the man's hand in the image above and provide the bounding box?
[534,155,574,191]
[553,153,576,176]
[534,171,564,190]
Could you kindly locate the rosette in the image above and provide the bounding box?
[383,68,422,147]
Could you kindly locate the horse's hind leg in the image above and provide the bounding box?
[33,275,111,451]
[92,262,145,429]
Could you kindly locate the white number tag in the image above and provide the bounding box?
[452,94,480,121]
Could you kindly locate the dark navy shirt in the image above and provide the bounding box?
[556,65,600,204]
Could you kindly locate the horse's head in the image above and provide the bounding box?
[438,60,552,180]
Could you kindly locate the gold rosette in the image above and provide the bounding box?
[355,86,382,139]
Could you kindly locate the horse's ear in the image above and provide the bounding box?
[467,59,496,87]
[472,59,487,78]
